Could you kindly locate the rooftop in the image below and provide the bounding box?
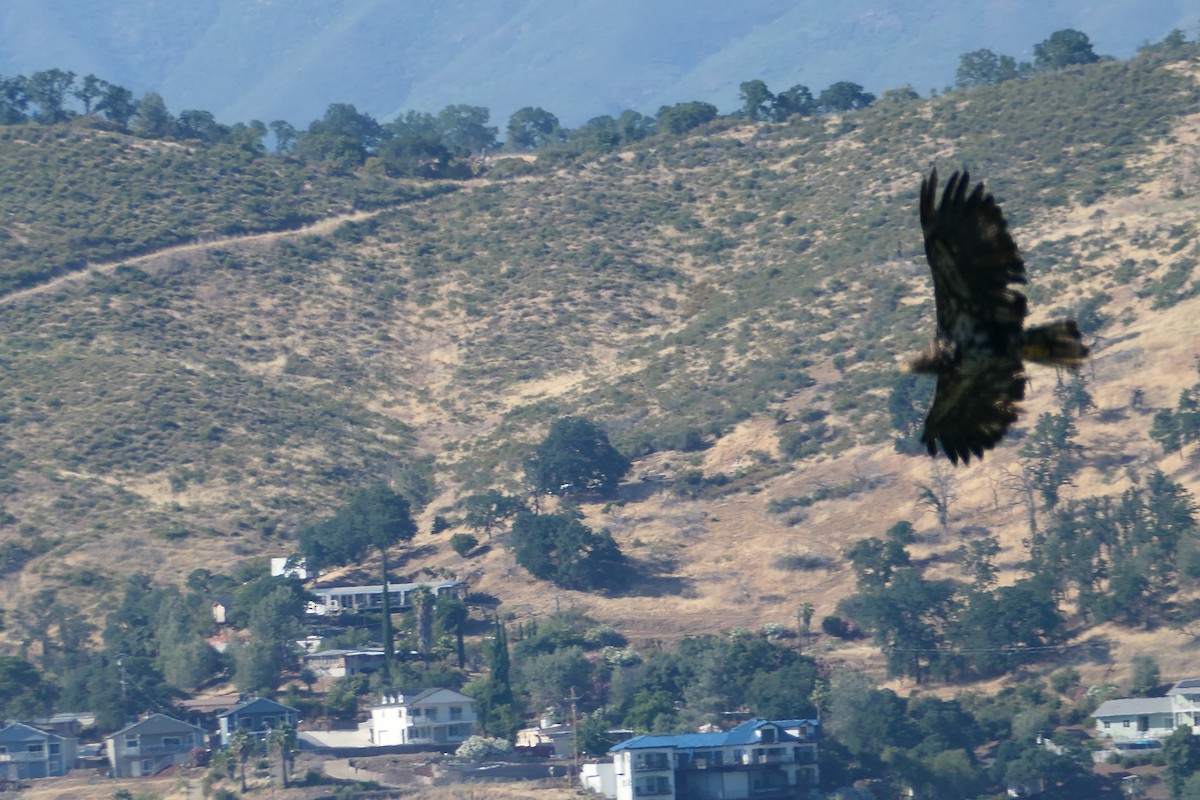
[1093,697,1173,717]
[1170,679,1200,693]
[311,580,463,597]
[610,719,818,752]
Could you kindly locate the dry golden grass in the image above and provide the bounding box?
[12,769,580,800]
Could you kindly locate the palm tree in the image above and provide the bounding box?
[266,723,298,787]
[797,602,815,652]
[228,729,255,793]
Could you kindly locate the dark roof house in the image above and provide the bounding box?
[218,697,299,747]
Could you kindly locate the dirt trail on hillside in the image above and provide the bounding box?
[0,171,551,307]
[0,207,386,306]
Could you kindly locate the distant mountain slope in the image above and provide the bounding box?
[0,0,1196,127]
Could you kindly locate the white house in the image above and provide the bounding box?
[608,718,819,800]
[1094,678,1200,742]
[582,761,618,797]
[369,688,477,746]
[307,579,466,616]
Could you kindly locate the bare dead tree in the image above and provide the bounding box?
[914,459,955,534]
[999,464,1041,539]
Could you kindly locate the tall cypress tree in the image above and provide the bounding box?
[489,619,512,708]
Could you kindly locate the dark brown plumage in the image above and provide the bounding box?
[913,168,1089,465]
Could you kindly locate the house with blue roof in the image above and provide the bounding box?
[218,697,299,747]
[607,718,819,800]
[0,723,76,780]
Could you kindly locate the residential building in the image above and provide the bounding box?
[105,714,206,777]
[517,721,575,757]
[519,720,635,758]
[1093,678,1200,742]
[307,579,466,616]
[582,761,618,797]
[1093,697,1176,741]
[369,688,477,746]
[608,718,819,800]
[210,594,232,625]
[218,697,299,747]
[302,648,387,679]
[0,723,76,780]
[271,556,308,580]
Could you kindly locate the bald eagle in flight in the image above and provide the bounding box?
[912,168,1089,465]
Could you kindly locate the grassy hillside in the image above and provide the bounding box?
[2,51,1200,688]
[0,123,455,293]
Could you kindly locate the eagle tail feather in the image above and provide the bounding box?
[1022,321,1089,367]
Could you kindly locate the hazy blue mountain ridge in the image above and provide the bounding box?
[1,0,1196,130]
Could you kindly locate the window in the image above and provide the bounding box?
[125,736,139,749]
[760,727,777,743]
[49,743,60,755]
[635,776,671,796]
[635,752,670,771]
[162,737,180,748]
[450,706,463,720]
[27,742,44,753]
[425,708,438,721]
[141,759,152,774]
[751,770,787,791]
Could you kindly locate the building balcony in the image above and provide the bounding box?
[0,752,46,763]
[747,753,792,765]
[126,743,193,755]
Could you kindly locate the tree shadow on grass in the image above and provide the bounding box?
[610,558,696,598]
[392,543,440,570]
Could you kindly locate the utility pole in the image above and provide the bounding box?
[566,686,581,787]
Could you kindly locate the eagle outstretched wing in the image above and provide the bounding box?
[920,356,1026,464]
[918,168,1030,464]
